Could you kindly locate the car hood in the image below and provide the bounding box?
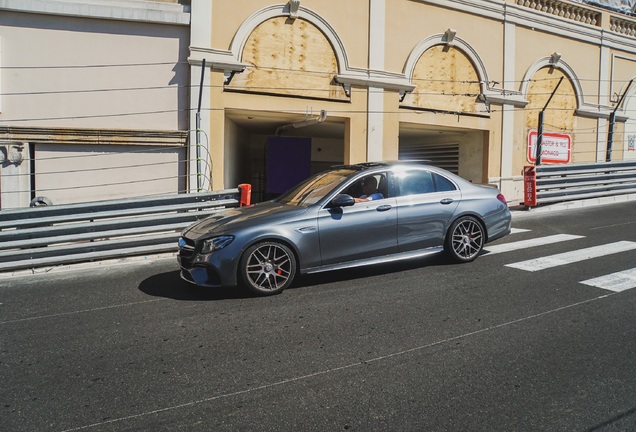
[182,201,309,239]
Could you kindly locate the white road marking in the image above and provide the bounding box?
[505,241,636,272]
[580,268,636,292]
[510,228,530,234]
[484,234,584,255]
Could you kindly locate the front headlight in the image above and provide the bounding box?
[201,235,234,254]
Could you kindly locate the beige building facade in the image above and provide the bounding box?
[191,0,636,202]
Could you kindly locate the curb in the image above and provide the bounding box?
[509,193,636,218]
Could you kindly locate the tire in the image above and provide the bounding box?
[445,216,485,263]
[239,241,297,295]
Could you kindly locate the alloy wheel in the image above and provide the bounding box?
[242,242,296,294]
[448,217,484,262]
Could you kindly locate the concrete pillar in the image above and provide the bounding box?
[367,0,385,162]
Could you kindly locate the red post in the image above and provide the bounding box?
[238,184,252,207]
[523,166,537,207]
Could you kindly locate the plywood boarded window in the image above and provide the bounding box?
[403,46,481,114]
[525,68,581,161]
[227,17,348,101]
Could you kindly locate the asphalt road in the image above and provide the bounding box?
[2,201,636,432]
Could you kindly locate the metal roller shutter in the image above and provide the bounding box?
[399,143,460,174]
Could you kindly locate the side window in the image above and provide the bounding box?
[432,173,457,192]
[375,173,389,199]
[396,170,435,196]
[344,172,389,200]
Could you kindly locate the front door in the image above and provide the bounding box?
[317,196,398,265]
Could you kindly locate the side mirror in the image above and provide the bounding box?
[330,194,355,208]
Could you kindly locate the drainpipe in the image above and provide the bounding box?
[275,110,327,136]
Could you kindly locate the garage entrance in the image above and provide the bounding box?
[399,123,487,184]
[224,109,346,202]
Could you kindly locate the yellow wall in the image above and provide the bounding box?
[198,0,636,202]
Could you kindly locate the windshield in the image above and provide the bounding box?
[276,168,357,206]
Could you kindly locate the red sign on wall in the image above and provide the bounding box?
[527,130,572,164]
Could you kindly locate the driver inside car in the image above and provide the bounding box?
[354,176,384,203]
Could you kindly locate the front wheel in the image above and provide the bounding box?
[239,241,297,295]
[445,216,485,263]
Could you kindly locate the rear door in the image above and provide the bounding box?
[394,168,461,251]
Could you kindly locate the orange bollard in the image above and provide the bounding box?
[238,183,252,207]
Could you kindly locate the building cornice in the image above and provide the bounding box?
[336,70,416,92]
[411,0,636,51]
[0,126,188,146]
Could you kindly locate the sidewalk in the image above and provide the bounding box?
[509,192,636,218]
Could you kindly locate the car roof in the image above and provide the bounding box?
[330,160,432,170]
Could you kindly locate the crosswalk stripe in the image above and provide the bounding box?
[510,228,530,235]
[483,234,584,255]
[580,268,636,292]
[505,241,636,272]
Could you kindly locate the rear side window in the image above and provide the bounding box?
[433,173,457,192]
[395,170,435,196]
[395,169,457,196]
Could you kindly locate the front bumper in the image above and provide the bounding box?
[179,265,222,287]
[177,237,239,287]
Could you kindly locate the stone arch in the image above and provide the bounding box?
[225,5,349,100]
[522,63,580,162]
[520,57,585,110]
[402,35,491,114]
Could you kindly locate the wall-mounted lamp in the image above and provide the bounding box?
[224,70,237,85]
[550,52,562,65]
[222,65,246,85]
[8,144,24,165]
[477,93,491,113]
[341,82,351,97]
[610,92,620,104]
[288,0,300,21]
[443,28,457,46]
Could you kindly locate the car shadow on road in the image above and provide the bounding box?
[138,270,254,301]
[291,253,451,290]
[139,254,452,300]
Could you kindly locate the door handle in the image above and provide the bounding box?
[440,198,454,205]
[376,205,392,212]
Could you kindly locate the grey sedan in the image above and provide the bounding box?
[178,161,511,295]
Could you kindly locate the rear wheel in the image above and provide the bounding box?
[240,241,296,295]
[445,216,484,263]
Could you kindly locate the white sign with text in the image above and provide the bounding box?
[527,130,572,164]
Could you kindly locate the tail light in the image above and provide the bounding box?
[496,193,507,205]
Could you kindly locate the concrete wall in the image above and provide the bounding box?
[0,0,190,207]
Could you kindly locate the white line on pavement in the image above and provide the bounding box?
[484,234,584,255]
[505,241,636,272]
[580,268,636,292]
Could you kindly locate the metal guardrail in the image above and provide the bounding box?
[0,189,240,273]
[535,161,636,205]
